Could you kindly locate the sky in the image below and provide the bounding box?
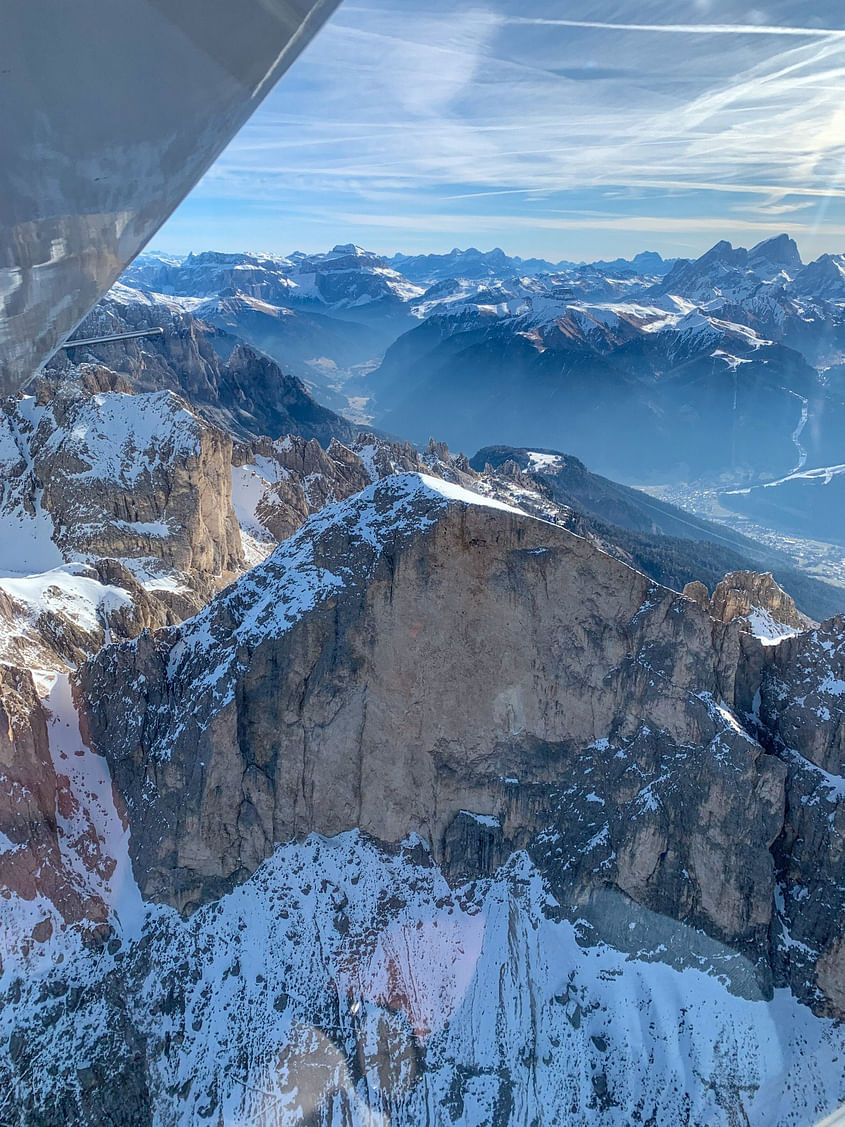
[153,0,845,264]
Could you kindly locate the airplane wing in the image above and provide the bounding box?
[0,0,339,394]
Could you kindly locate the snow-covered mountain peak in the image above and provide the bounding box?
[748,233,803,274]
[656,235,805,307]
[789,253,845,302]
[329,243,369,258]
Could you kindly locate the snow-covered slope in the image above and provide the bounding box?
[3,831,843,1126]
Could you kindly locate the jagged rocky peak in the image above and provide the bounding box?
[655,234,806,308]
[685,570,815,643]
[230,429,482,558]
[0,365,250,688]
[5,470,845,1123]
[747,233,802,273]
[685,233,801,276]
[328,243,374,261]
[789,251,845,300]
[699,238,747,268]
[231,432,374,551]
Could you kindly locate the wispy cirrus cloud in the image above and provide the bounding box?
[501,17,845,37]
[155,0,845,261]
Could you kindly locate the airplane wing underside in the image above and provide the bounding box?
[0,0,339,394]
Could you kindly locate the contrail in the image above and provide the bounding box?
[504,18,845,38]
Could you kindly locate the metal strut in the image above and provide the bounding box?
[61,327,164,349]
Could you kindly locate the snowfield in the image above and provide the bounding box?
[2,828,844,1126]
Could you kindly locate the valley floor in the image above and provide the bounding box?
[640,482,845,590]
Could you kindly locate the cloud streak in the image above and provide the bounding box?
[502,18,845,38]
[155,0,845,261]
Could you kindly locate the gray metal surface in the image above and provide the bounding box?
[0,0,338,394]
[62,328,164,348]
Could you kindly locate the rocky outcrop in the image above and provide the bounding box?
[79,476,790,992]
[0,364,264,699]
[26,369,243,584]
[706,570,815,640]
[0,564,180,693]
[232,434,374,546]
[0,668,68,922]
[0,369,247,682]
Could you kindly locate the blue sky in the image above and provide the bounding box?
[153,0,845,263]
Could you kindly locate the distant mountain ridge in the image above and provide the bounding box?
[388,246,571,282]
[470,445,842,621]
[115,233,845,549]
[46,289,359,447]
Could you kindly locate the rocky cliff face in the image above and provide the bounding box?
[1,367,242,581]
[231,434,373,550]
[0,667,89,942]
[0,367,247,683]
[752,618,845,1016]
[75,475,835,1017]
[32,369,243,583]
[0,664,142,980]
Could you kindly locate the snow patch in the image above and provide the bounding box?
[527,451,563,472]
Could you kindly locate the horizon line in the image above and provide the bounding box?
[139,230,841,267]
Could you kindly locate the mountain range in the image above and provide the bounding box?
[3,233,845,1125]
[118,234,845,546]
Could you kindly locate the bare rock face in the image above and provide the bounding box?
[0,666,108,959]
[759,616,845,775]
[80,475,786,991]
[754,617,845,1016]
[7,475,845,1125]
